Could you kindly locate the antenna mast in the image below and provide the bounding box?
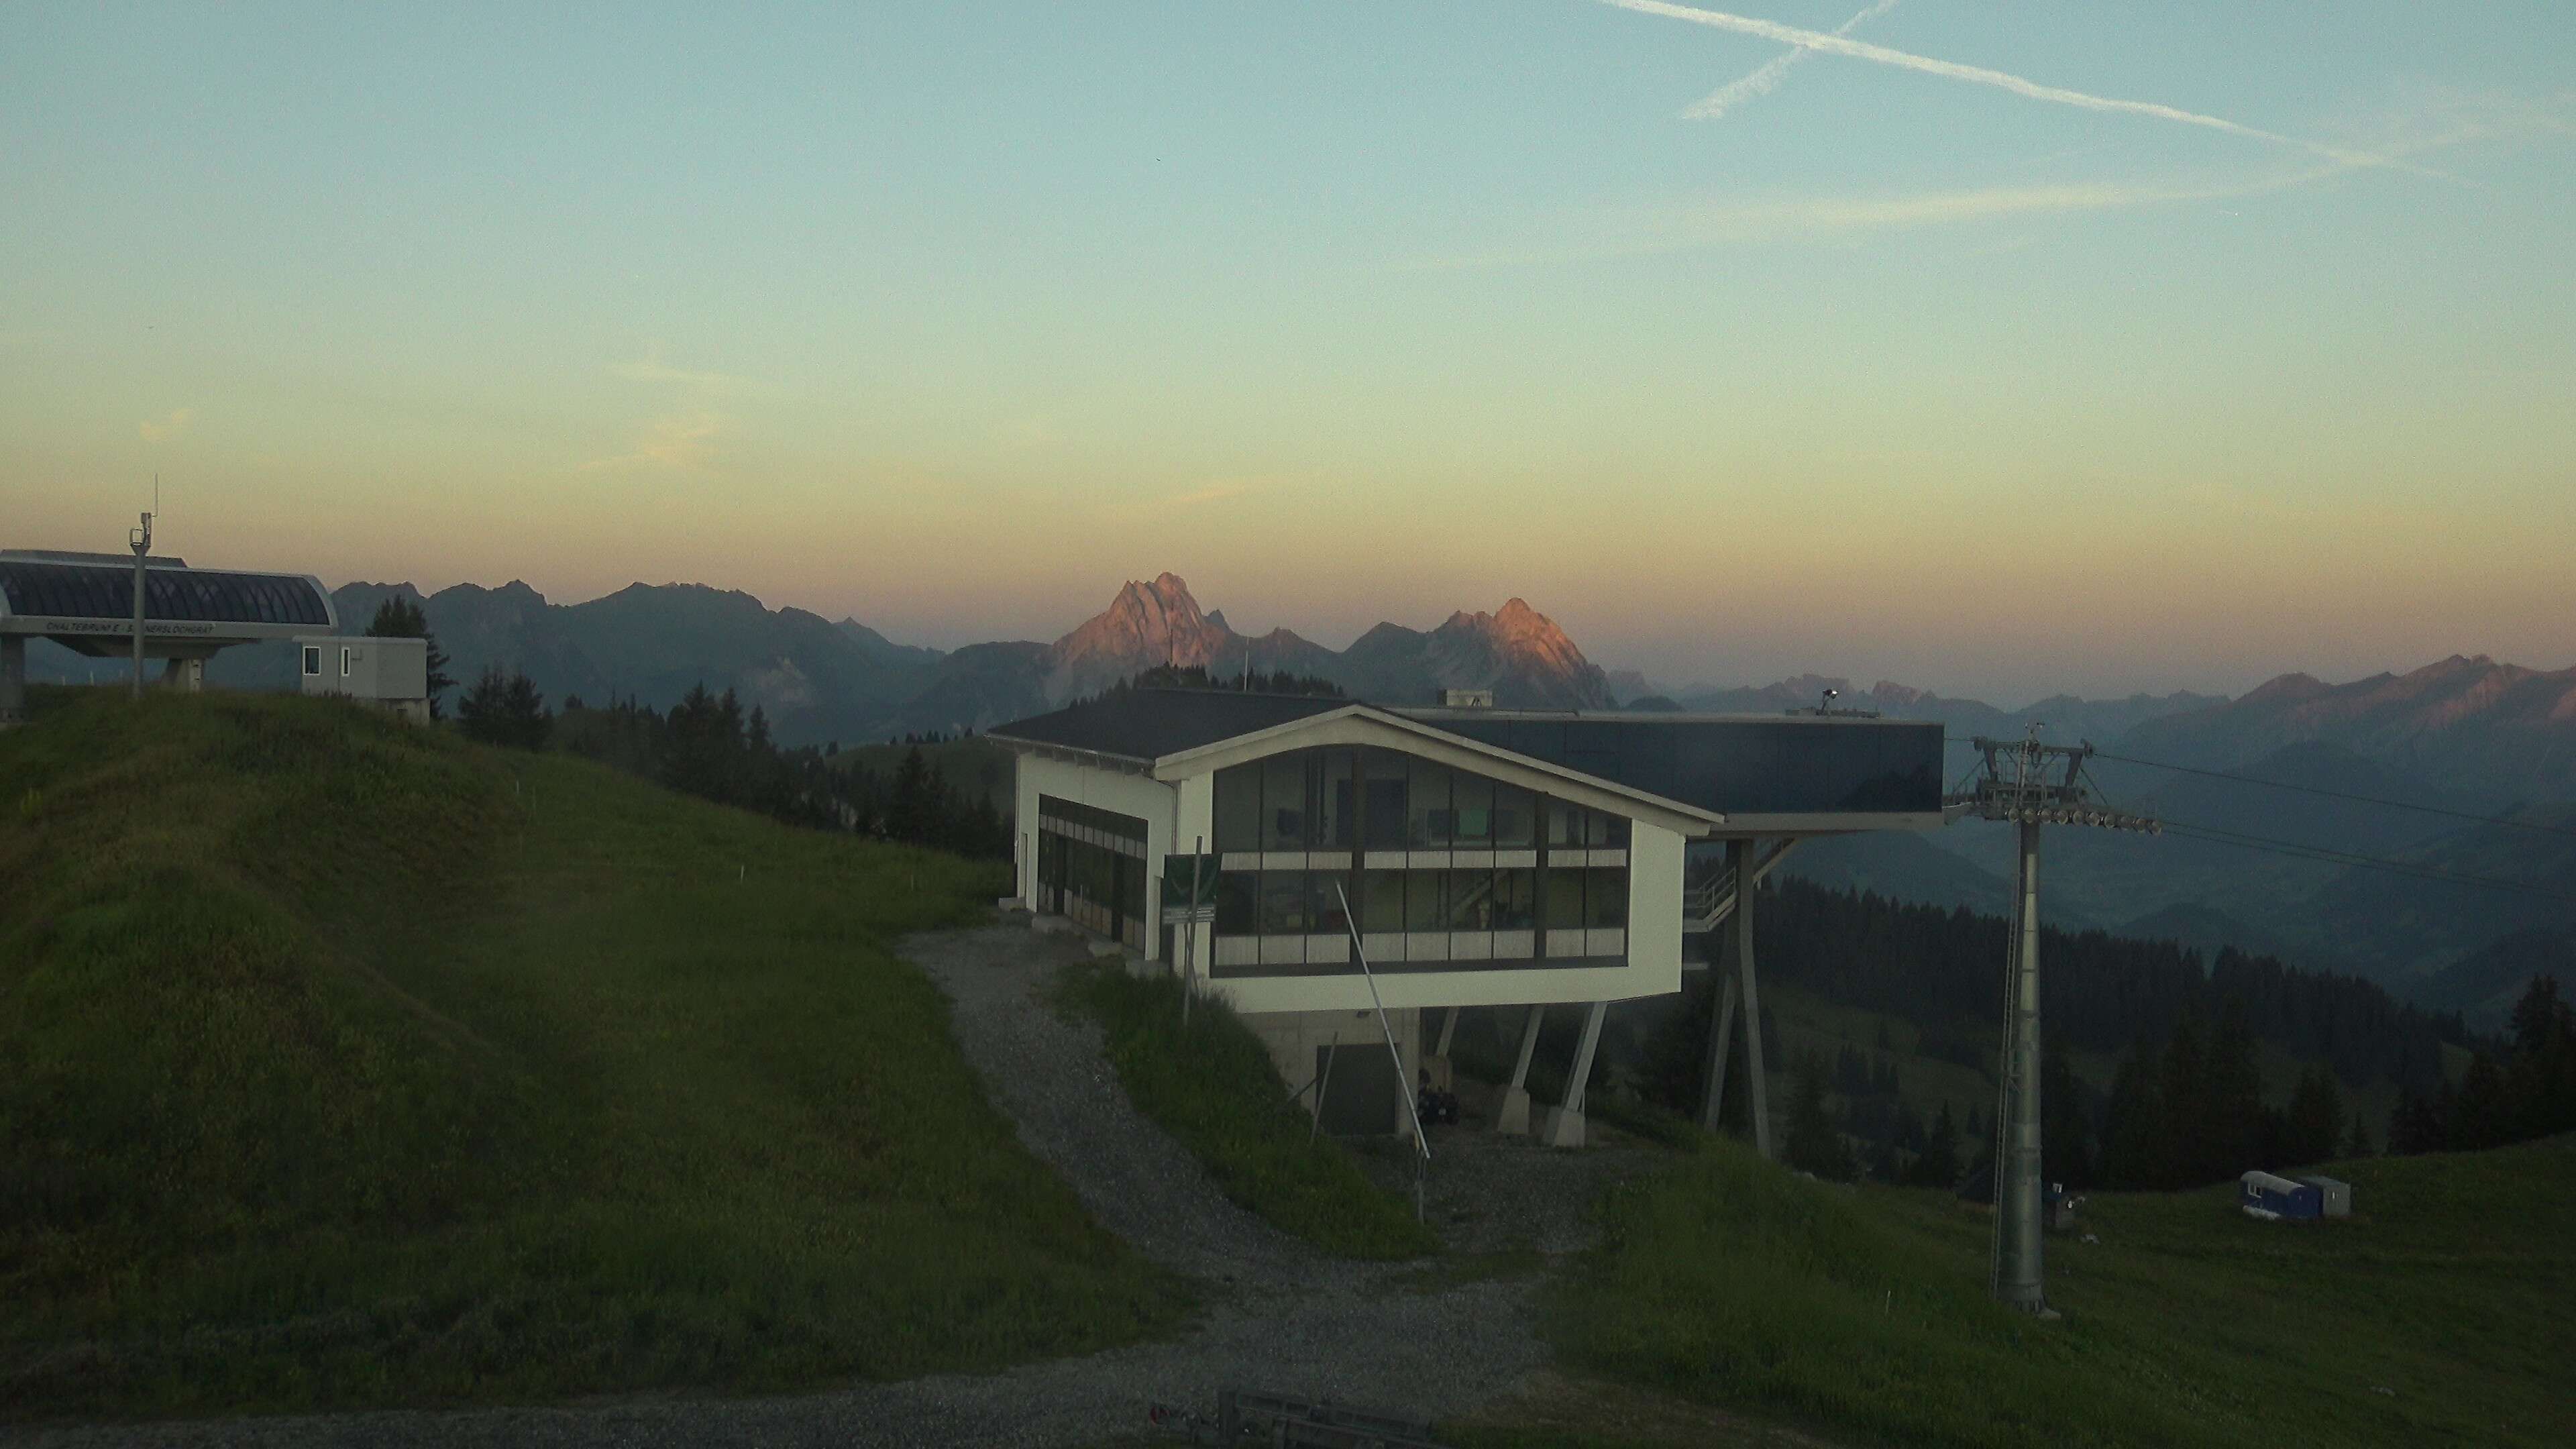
[1949,729,2158,1318]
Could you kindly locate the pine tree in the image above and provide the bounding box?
[365,595,455,718]
[2040,1035,2096,1188]
[1905,1101,1960,1189]
[2342,1109,2374,1159]
[2284,1065,2343,1168]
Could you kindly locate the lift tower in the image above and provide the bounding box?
[1949,733,2157,1316]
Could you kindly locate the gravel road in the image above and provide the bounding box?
[11,925,1587,1449]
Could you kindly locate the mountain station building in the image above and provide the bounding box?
[990,688,1945,1146]
[0,549,337,724]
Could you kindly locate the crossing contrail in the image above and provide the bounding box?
[1686,0,1898,120]
[1601,0,2409,171]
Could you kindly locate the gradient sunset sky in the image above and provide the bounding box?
[5,2,2570,702]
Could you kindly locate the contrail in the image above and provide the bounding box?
[1601,0,2408,170]
[1686,0,1898,121]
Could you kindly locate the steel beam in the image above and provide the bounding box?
[1497,1004,1544,1135]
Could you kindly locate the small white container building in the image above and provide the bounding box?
[296,635,429,722]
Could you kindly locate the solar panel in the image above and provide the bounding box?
[0,561,331,627]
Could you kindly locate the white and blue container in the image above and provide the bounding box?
[2239,1170,2324,1221]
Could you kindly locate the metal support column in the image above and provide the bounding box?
[1737,839,1772,1161]
[1542,1001,1608,1148]
[1992,819,2050,1313]
[1497,1004,1544,1135]
[1701,969,1739,1133]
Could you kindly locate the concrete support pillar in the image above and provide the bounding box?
[1701,969,1739,1132]
[0,635,25,724]
[1735,839,1772,1161]
[1497,1004,1544,1134]
[158,657,204,692]
[1541,1000,1609,1149]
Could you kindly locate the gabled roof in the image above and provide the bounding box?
[986,688,1351,763]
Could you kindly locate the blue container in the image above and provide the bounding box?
[2239,1171,2324,1220]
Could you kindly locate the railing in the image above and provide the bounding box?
[1680,838,1803,934]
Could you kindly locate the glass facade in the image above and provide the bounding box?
[1035,795,1149,951]
[1427,715,1943,816]
[0,561,332,627]
[1208,745,1631,977]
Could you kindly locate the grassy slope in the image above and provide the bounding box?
[1517,1133,2575,1448]
[0,689,1183,1417]
[1057,961,1439,1260]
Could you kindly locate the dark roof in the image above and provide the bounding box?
[0,559,331,627]
[990,688,1353,761]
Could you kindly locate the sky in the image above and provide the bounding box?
[4,1,2571,705]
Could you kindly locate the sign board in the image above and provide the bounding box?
[1160,853,1220,908]
[1161,905,1216,926]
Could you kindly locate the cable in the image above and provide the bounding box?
[2092,748,2576,841]
[2154,820,2576,903]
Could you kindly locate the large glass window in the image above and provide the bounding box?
[1320,749,1356,849]
[1545,869,1585,930]
[1361,870,1405,932]
[1495,868,1536,929]
[1263,754,1308,851]
[1405,871,1446,930]
[1407,758,1451,847]
[1493,783,1535,847]
[1214,765,1260,852]
[1546,799,1582,848]
[1307,873,1352,936]
[1362,750,1407,849]
[1446,867,1493,928]
[1586,868,1628,928]
[1215,871,1255,932]
[1260,871,1307,935]
[1452,774,1493,847]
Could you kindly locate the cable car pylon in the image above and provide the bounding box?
[1948,729,2159,1317]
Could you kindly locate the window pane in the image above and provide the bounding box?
[1587,868,1627,928]
[1446,867,1493,928]
[1215,871,1255,933]
[1545,867,1585,930]
[1308,873,1351,936]
[1320,749,1356,849]
[1361,749,1407,849]
[1452,773,1493,847]
[1546,799,1582,848]
[1263,753,1308,851]
[1214,765,1261,853]
[1260,871,1307,934]
[1408,758,1452,847]
[1362,870,1405,932]
[1492,783,1534,847]
[1587,809,1630,848]
[1495,868,1536,929]
[1405,871,1446,930]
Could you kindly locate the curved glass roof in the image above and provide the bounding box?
[0,561,331,627]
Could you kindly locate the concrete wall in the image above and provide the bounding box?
[1243,1006,1423,1136]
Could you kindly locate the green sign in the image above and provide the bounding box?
[1161,853,1220,908]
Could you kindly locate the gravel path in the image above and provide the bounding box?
[10,925,1595,1449]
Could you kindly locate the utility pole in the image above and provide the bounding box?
[1950,730,2157,1317]
[128,511,154,700]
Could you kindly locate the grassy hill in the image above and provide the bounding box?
[0,688,1181,1417]
[1501,1133,2575,1448]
